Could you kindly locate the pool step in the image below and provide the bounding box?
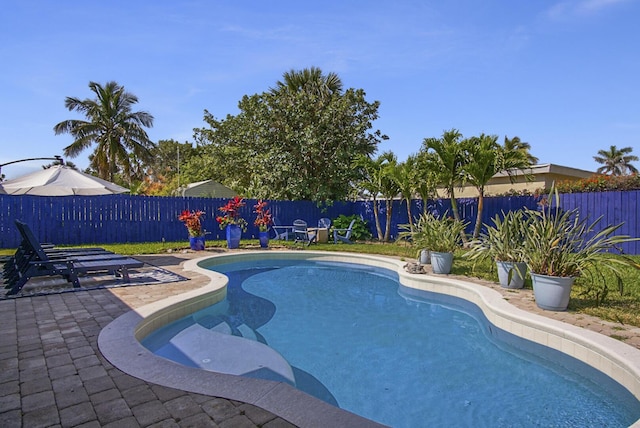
[169,323,295,385]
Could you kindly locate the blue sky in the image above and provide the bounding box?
[1,0,639,180]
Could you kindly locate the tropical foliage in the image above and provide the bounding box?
[556,174,640,193]
[593,145,638,176]
[332,214,372,241]
[53,81,155,183]
[216,196,248,231]
[253,200,273,232]
[192,67,386,201]
[353,152,400,241]
[465,210,527,263]
[398,212,468,254]
[178,210,205,237]
[521,188,640,283]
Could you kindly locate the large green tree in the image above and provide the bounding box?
[193,67,386,201]
[53,81,155,182]
[594,145,639,176]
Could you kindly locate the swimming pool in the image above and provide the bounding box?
[141,257,640,427]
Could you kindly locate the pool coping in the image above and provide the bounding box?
[98,251,640,428]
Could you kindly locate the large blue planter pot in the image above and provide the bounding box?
[259,231,269,248]
[189,236,205,251]
[431,251,453,274]
[226,224,241,249]
[531,273,575,311]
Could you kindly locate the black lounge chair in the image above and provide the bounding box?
[4,220,144,295]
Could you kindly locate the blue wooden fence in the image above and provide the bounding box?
[1,191,638,254]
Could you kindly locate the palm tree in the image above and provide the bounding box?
[271,66,343,98]
[421,129,467,225]
[53,81,155,182]
[393,156,419,227]
[353,151,398,242]
[594,145,639,176]
[465,134,532,238]
[504,136,538,165]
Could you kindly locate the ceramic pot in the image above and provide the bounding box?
[431,251,453,274]
[531,273,575,311]
[259,231,269,248]
[226,224,241,249]
[189,236,205,251]
[419,249,431,264]
[496,261,527,289]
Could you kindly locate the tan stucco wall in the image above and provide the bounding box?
[437,171,593,198]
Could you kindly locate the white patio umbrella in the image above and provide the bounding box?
[0,165,129,196]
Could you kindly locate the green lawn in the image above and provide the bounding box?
[2,240,638,327]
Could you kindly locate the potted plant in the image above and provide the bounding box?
[465,210,528,289]
[521,188,640,311]
[178,210,206,250]
[399,212,468,274]
[253,199,273,248]
[216,196,248,249]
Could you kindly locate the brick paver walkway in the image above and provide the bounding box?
[0,252,296,428]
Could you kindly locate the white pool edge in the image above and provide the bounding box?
[98,251,640,428]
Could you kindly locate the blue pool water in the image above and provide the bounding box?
[142,259,640,427]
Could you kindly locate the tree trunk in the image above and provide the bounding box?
[405,198,413,226]
[449,187,468,244]
[373,197,384,241]
[473,188,485,239]
[384,198,393,242]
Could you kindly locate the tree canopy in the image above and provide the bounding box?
[192,67,387,201]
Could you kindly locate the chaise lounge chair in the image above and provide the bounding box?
[4,220,144,295]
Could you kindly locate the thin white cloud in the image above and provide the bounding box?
[579,0,631,12]
[546,0,632,19]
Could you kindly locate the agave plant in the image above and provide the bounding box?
[465,210,526,263]
[398,211,468,255]
[521,188,640,285]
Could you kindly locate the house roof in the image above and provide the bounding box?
[493,163,595,179]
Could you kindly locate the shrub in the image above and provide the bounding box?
[332,215,371,241]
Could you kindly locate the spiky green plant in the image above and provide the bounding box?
[398,211,468,255]
[521,188,640,292]
[465,210,527,263]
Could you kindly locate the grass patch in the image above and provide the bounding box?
[2,240,639,327]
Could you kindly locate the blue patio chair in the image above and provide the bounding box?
[293,219,317,246]
[333,219,357,244]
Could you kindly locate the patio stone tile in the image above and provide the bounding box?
[84,375,117,395]
[22,390,56,412]
[22,405,61,428]
[20,376,52,395]
[59,402,97,427]
[131,400,172,426]
[0,409,22,428]
[54,384,90,410]
[95,398,133,425]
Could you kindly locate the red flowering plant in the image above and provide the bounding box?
[216,196,248,231]
[253,199,273,232]
[178,210,205,237]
